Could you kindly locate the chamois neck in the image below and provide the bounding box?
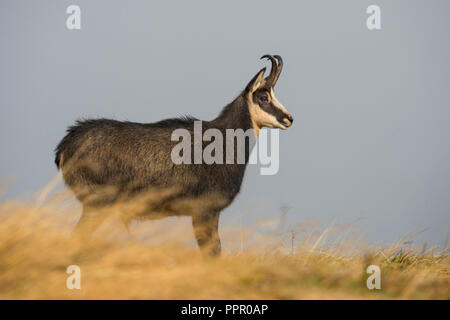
[210,94,257,166]
[212,95,254,132]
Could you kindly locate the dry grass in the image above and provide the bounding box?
[0,184,448,300]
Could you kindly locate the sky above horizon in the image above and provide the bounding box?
[1,0,449,247]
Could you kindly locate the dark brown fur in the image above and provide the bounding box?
[55,56,290,255]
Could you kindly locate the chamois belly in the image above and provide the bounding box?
[61,150,240,218]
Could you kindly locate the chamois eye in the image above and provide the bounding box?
[260,95,268,102]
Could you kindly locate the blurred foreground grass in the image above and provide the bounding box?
[0,191,448,300]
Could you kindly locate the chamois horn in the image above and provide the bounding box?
[273,55,283,85]
[260,54,281,87]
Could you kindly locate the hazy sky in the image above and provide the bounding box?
[1,1,449,246]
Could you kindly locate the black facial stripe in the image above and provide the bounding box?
[262,103,288,124]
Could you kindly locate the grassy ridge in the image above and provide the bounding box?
[0,197,448,300]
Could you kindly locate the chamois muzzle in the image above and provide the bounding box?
[283,114,294,128]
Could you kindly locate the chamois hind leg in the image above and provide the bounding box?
[71,205,108,242]
[192,213,221,256]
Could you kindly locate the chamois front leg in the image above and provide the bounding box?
[192,213,221,256]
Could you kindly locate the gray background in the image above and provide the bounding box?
[1,0,449,246]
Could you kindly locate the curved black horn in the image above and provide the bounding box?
[273,55,283,85]
[260,54,278,87]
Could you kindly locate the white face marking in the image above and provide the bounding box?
[248,88,292,134]
[270,88,290,116]
[248,100,281,135]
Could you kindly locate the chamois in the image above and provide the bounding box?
[55,55,293,255]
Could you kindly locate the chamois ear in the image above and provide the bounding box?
[245,67,266,94]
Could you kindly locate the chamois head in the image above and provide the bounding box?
[245,55,293,133]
